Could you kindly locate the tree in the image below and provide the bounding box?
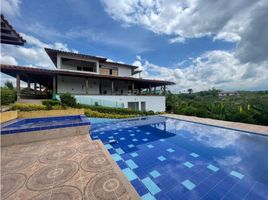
[4,81,14,90]
[187,88,193,94]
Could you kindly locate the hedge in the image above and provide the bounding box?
[42,100,61,110]
[77,104,155,116]
[84,109,136,119]
[11,103,46,111]
[1,88,16,105]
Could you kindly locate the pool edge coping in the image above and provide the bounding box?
[161,114,268,137]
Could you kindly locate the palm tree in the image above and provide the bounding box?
[187,88,193,94]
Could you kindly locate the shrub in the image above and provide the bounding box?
[78,104,155,116]
[84,109,136,119]
[59,93,76,107]
[1,88,16,105]
[42,100,61,110]
[11,103,46,111]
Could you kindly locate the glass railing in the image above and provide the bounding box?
[55,95,124,108]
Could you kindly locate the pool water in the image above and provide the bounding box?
[90,116,268,200]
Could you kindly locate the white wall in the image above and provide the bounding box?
[57,75,86,94]
[73,95,166,112]
[101,63,132,77]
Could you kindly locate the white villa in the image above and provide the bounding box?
[1,48,174,112]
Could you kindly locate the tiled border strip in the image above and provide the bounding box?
[94,139,141,200]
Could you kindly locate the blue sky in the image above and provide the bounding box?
[1,0,268,92]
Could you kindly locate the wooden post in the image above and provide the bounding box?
[164,85,166,95]
[16,74,20,100]
[27,80,30,94]
[111,80,114,95]
[154,87,156,95]
[86,78,89,94]
[34,82,37,94]
[149,84,152,95]
[132,82,134,95]
[52,76,56,98]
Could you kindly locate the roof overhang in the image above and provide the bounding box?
[1,15,26,45]
[1,64,175,88]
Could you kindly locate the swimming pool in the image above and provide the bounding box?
[90,116,268,200]
[87,117,120,124]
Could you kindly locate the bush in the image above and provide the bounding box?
[11,103,46,111]
[1,88,16,105]
[84,109,136,119]
[59,93,76,107]
[42,100,61,110]
[78,104,155,116]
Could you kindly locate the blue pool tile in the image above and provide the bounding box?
[147,144,154,149]
[115,148,125,155]
[130,133,135,136]
[117,160,127,169]
[122,168,138,181]
[111,154,122,162]
[181,179,196,190]
[108,136,114,139]
[166,148,175,153]
[207,164,219,172]
[158,156,166,161]
[128,144,135,148]
[131,152,139,158]
[230,170,244,179]
[143,138,149,142]
[119,137,125,140]
[184,161,194,168]
[141,193,156,200]
[190,153,199,158]
[126,159,138,169]
[145,132,151,135]
[104,144,113,150]
[132,138,138,142]
[128,130,132,132]
[113,132,119,135]
[160,139,165,142]
[150,170,161,178]
[92,136,98,139]
[141,177,161,195]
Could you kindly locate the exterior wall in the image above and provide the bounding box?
[57,54,100,73]
[57,75,87,94]
[57,76,130,95]
[72,95,166,112]
[100,63,133,77]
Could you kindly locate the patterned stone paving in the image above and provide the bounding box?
[1,135,140,200]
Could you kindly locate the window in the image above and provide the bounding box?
[77,66,82,71]
[128,102,139,110]
[83,67,93,72]
[110,69,113,75]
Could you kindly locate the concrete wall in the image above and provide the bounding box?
[73,95,166,112]
[0,111,18,123]
[57,75,86,94]
[1,125,89,147]
[18,109,85,118]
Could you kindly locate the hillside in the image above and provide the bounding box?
[166,89,268,126]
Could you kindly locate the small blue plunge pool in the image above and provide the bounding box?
[90,116,268,200]
[1,115,90,134]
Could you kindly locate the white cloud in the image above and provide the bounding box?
[169,36,186,44]
[1,0,21,18]
[102,0,268,65]
[133,51,268,92]
[0,33,75,68]
[213,32,241,42]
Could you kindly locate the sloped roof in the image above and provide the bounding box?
[1,15,26,45]
[0,64,175,87]
[45,48,139,69]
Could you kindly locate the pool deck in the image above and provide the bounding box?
[162,114,268,135]
[1,135,140,200]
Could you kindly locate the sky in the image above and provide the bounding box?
[1,0,268,93]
